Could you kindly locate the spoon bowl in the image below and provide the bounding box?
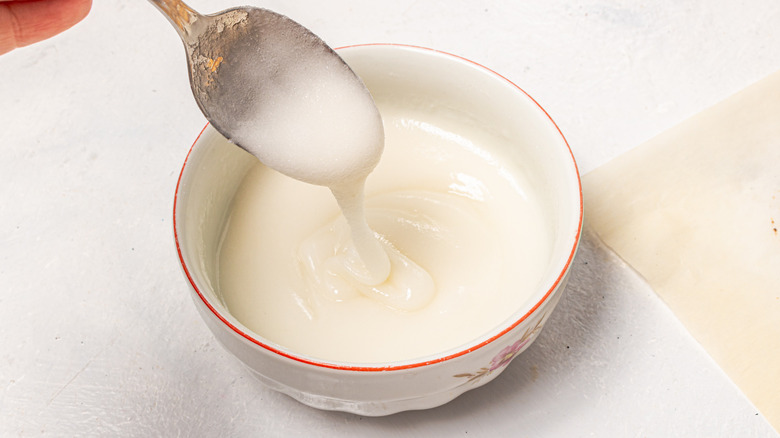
[148,0,376,174]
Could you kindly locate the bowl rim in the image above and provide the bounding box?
[173,43,583,372]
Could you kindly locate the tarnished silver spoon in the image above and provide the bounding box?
[147,0,380,183]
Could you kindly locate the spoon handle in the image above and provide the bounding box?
[148,0,202,41]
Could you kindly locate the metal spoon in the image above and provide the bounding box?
[148,0,365,152]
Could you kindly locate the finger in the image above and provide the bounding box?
[0,0,92,55]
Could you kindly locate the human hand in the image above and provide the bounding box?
[0,0,92,55]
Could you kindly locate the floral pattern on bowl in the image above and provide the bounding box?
[453,314,547,384]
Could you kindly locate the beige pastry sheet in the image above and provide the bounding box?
[584,71,780,429]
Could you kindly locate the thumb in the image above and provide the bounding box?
[0,0,92,55]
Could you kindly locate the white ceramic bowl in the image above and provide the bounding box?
[174,44,582,416]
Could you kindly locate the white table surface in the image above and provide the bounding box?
[1,1,779,436]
